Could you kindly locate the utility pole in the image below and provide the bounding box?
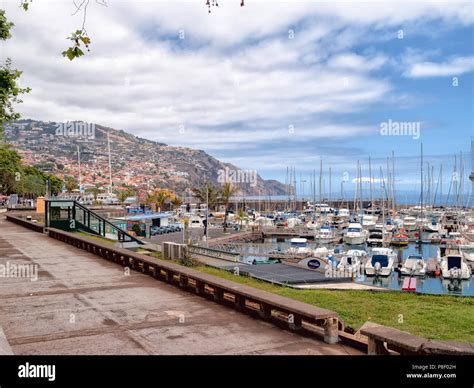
[77,145,82,193]
[206,184,209,247]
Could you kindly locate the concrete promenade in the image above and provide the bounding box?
[0,219,360,355]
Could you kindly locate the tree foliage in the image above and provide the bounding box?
[0,144,62,196]
[0,59,31,129]
[0,10,30,133]
[219,182,239,231]
[20,1,245,60]
[64,175,78,192]
[192,182,219,210]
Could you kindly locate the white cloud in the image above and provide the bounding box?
[405,56,474,78]
[1,0,472,178]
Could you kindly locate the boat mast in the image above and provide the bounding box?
[420,143,424,220]
[431,164,435,207]
[386,157,391,212]
[354,160,359,212]
[454,155,457,209]
[293,166,297,210]
[107,130,113,196]
[427,161,430,209]
[358,161,363,213]
[458,151,463,209]
[392,150,396,213]
[369,156,373,212]
[329,166,332,206]
[439,164,442,207]
[319,159,322,208]
[380,166,385,226]
[313,169,316,218]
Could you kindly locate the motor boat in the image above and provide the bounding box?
[367,228,384,247]
[440,253,472,280]
[337,208,350,218]
[337,249,367,275]
[423,219,440,233]
[287,237,313,255]
[361,215,378,230]
[402,216,417,232]
[461,245,474,262]
[400,255,427,276]
[314,225,339,244]
[343,223,367,245]
[365,247,396,276]
[391,231,409,246]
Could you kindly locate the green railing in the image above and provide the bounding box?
[44,199,144,245]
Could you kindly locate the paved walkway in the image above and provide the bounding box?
[0,220,360,355]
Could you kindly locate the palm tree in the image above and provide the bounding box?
[171,196,183,210]
[118,188,134,204]
[144,192,154,209]
[192,183,218,210]
[235,208,248,230]
[64,175,78,193]
[155,190,169,212]
[220,182,239,232]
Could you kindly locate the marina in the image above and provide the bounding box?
[204,235,474,296]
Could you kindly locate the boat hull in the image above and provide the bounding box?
[343,235,366,245]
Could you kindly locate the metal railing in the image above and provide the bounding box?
[187,245,241,262]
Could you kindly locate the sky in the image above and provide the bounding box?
[1,0,473,200]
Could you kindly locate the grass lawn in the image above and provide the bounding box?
[195,266,474,343]
[76,231,117,245]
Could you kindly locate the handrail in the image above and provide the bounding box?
[47,227,342,344]
[73,200,144,244]
[45,199,144,245]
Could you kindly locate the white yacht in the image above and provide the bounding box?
[440,253,472,280]
[400,255,427,276]
[367,228,384,247]
[365,247,396,276]
[343,223,367,245]
[361,215,378,230]
[461,245,474,262]
[403,216,417,232]
[287,237,313,255]
[337,249,366,275]
[423,220,440,233]
[337,208,350,218]
[314,226,339,244]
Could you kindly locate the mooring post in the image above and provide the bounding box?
[323,318,339,344]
